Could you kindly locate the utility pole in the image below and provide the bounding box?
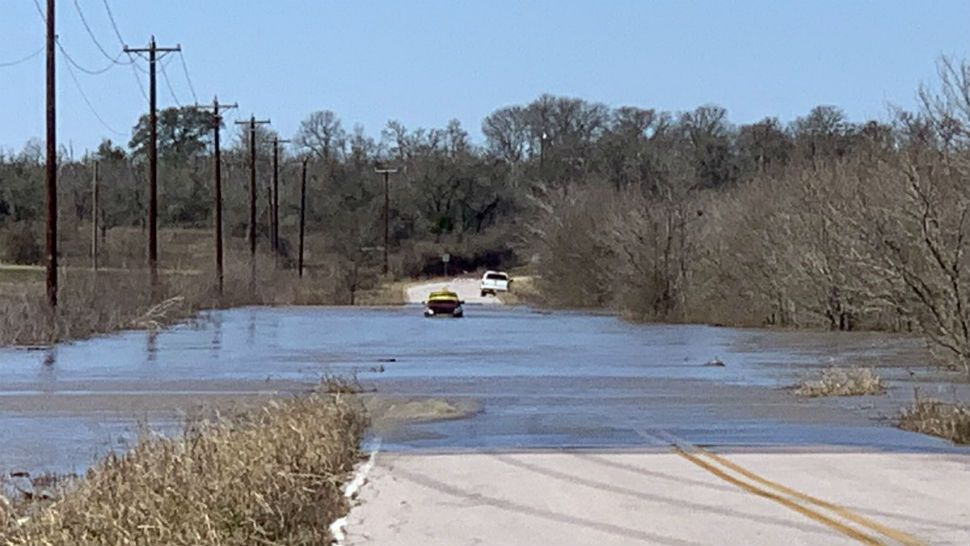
[298,158,308,278]
[91,160,99,271]
[125,37,180,290]
[271,137,291,257]
[197,97,237,296]
[374,167,398,276]
[266,185,273,251]
[234,116,270,289]
[45,0,57,308]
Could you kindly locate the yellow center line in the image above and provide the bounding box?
[695,448,926,546]
[636,429,926,546]
[673,447,885,545]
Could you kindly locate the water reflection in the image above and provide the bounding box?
[247,309,256,347]
[146,330,159,362]
[211,314,223,358]
[38,348,57,390]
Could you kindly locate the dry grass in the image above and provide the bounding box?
[794,366,887,397]
[0,251,353,347]
[354,280,408,306]
[0,222,422,347]
[898,398,970,445]
[0,271,201,346]
[0,386,368,545]
[497,275,540,306]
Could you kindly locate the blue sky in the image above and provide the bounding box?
[1,0,968,154]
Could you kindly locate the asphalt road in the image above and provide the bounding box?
[404,277,503,306]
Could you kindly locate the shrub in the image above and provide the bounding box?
[794,366,886,397]
[898,399,970,444]
[0,222,43,265]
[1,389,367,545]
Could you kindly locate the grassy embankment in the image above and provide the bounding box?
[0,383,368,545]
[497,274,540,306]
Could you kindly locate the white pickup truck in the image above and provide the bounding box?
[480,271,511,297]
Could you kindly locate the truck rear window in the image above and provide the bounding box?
[486,274,508,280]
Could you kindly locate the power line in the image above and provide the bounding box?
[101,0,126,46]
[57,40,120,75]
[61,45,127,138]
[0,45,44,67]
[130,55,149,73]
[31,0,45,22]
[34,0,122,75]
[129,60,148,100]
[159,55,181,106]
[72,0,131,65]
[177,51,199,104]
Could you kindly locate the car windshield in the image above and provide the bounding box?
[486,273,508,281]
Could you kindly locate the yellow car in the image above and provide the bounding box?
[424,289,465,318]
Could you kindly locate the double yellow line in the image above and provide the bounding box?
[637,430,925,546]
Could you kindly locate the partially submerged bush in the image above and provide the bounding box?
[794,366,886,397]
[899,399,970,445]
[0,391,367,545]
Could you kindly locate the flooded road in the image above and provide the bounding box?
[0,305,967,474]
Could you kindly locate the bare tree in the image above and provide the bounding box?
[295,110,346,161]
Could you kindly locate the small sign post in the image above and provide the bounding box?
[442,253,451,277]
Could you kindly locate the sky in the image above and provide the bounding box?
[1,0,969,154]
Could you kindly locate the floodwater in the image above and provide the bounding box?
[0,305,967,474]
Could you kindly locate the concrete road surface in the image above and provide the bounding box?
[340,280,970,545]
[344,450,970,546]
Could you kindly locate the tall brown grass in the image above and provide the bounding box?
[793,366,887,397]
[899,399,970,445]
[0,386,367,545]
[0,250,402,347]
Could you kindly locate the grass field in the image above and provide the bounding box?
[0,264,42,284]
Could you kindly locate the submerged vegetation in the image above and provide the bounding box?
[899,399,970,445]
[0,386,367,545]
[794,367,886,398]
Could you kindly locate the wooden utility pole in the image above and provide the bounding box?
[298,158,308,278]
[91,161,99,271]
[271,137,290,257]
[374,167,398,275]
[45,0,57,308]
[266,185,273,250]
[124,37,180,289]
[197,97,237,295]
[235,116,271,256]
[234,116,270,289]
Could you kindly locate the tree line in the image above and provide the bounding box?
[3,57,970,372]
